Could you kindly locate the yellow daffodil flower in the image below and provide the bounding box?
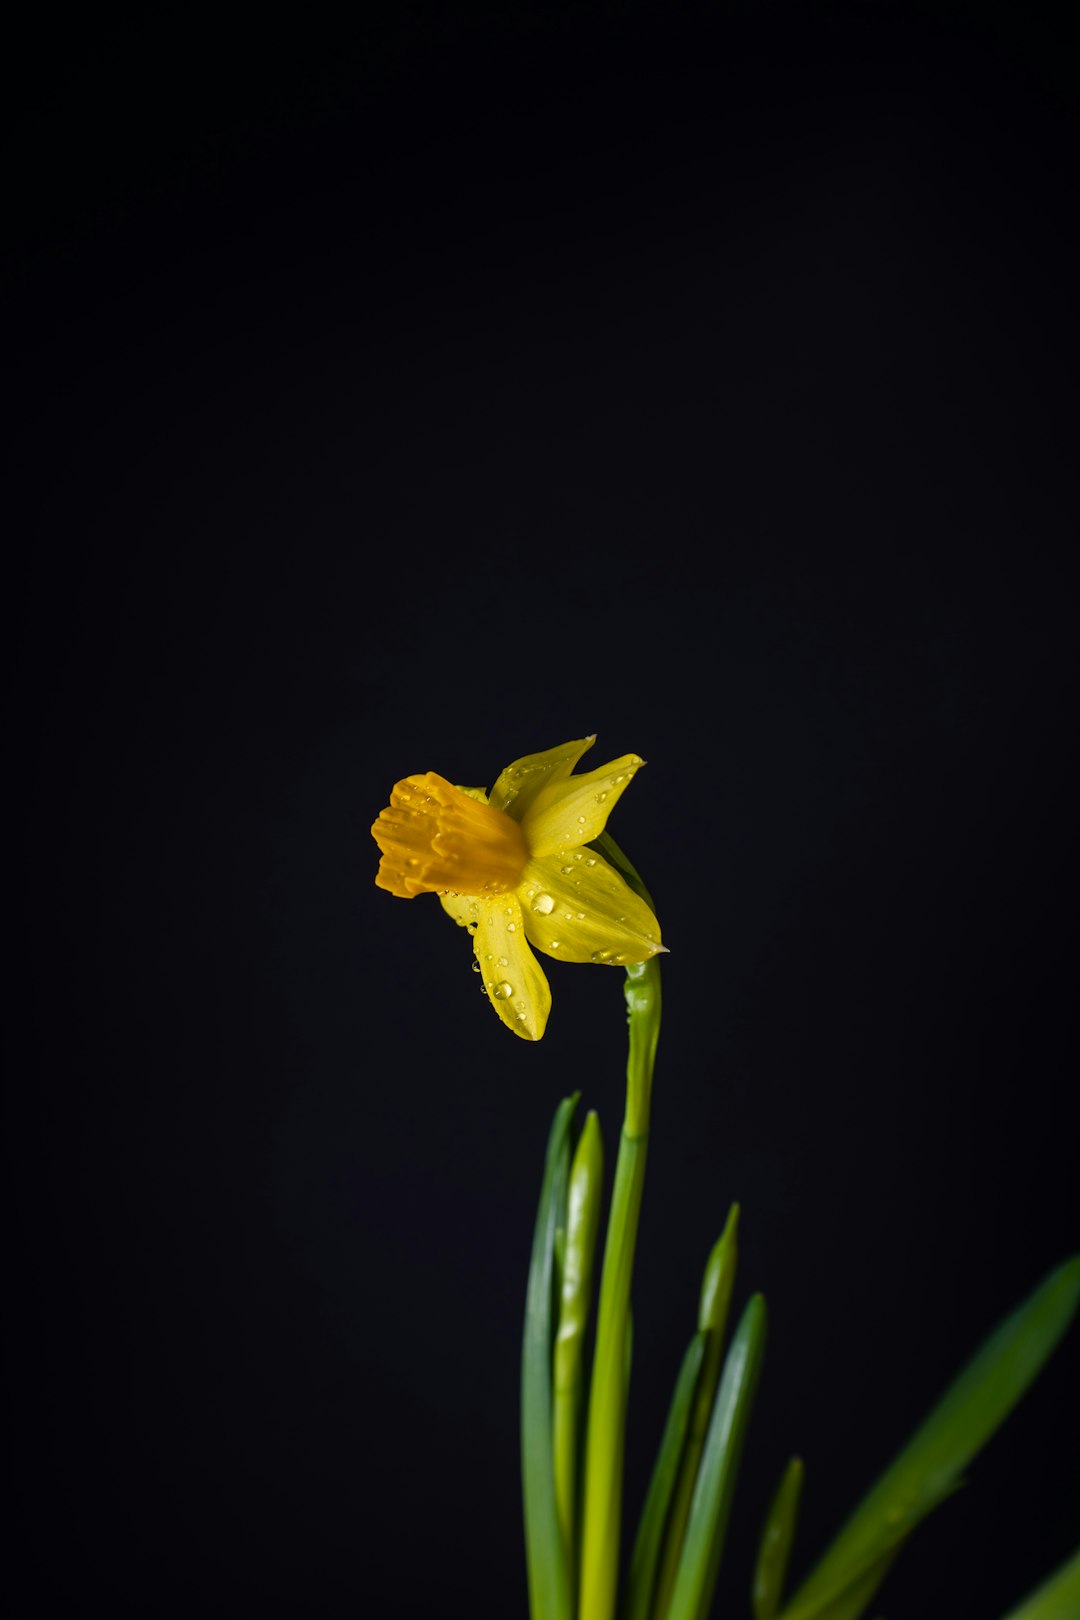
[371,736,664,1039]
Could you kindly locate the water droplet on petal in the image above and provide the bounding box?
[532,892,555,915]
[493,981,513,1000]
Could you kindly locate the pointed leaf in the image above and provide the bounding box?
[780,1257,1080,1620]
[654,1206,740,1620]
[753,1456,805,1620]
[623,1332,707,1620]
[666,1293,768,1620]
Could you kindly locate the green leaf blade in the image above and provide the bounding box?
[753,1456,805,1620]
[521,1093,579,1620]
[622,1332,707,1620]
[999,1546,1080,1620]
[666,1292,769,1620]
[653,1206,741,1620]
[780,1256,1080,1620]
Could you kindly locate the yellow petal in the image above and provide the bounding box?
[489,736,597,820]
[520,755,645,857]
[518,854,663,964]
[473,895,552,1040]
[440,891,478,928]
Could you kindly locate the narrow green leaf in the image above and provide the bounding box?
[654,1207,740,1620]
[998,1547,1080,1620]
[622,1332,707,1620]
[554,1109,605,1569]
[753,1456,805,1620]
[666,1292,769,1620]
[783,1542,905,1620]
[774,1505,943,1620]
[522,1093,579,1620]
[779,1256,1080,1620]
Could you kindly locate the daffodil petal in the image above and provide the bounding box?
[518,853,663,965]
[440,892,477,928]
[489,736,597,820]
[474,895,552,1040]
[520,755,645,857]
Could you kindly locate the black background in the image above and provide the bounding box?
[6,5,1079,1616]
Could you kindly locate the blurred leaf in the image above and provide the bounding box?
[778,1256,1080,1620]
[753,1456,805,1620]
[998,1546,1080,1620]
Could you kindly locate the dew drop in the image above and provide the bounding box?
[577,815,587,824]
[584,857,596,867]
[497,956,509,967]
[493,981,513,1000]
[561,865,574,875]
[532,892,555,915]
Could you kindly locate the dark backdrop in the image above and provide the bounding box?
[6,5,1078,1617]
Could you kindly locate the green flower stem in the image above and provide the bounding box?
[554,1110,605,1568]
[579,958,662,1620]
